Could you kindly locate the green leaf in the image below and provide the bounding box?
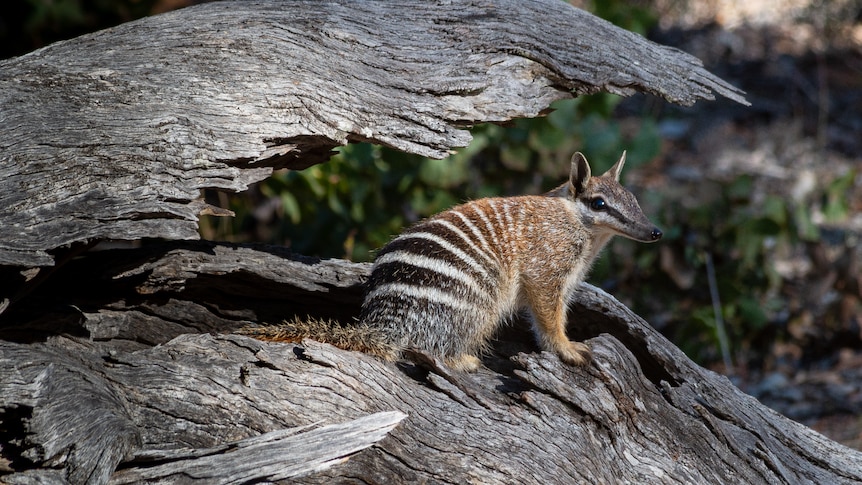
[762,196,788,228]
[627,120,660,168]
[726,175,753,201]
[736,297,768,330]
[281,192,301,224]
[794,203,820,241]
[418,157,468,189]
[824,169,856,221]
[500,144,533,171]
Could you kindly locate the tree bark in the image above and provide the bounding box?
[5,1,852,484]
[2,242,861,484]
[0,0,745,269]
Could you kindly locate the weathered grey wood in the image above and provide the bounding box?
[0,340,141,485]
[2,242,861,484]
[109,411,406,484]
[10,1,848,483]
[0,0,747,269]
[3,470,68,485]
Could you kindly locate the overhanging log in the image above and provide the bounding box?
[0,0,747,268]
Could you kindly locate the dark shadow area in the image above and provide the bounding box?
[0,240,365,345]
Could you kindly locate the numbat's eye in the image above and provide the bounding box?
[590,197,606,211]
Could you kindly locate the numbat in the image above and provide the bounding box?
[243,151,662,371]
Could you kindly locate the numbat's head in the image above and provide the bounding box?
[548,151,663,243]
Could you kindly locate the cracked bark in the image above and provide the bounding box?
[0,0,745,269]
[3,1,856,484]
[2,242,861,484]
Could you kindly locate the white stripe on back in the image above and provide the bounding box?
[451,209,495,257]
[375,250,487,297]
[487,199,510,247]
[365,282,478,313]
[426,218,497,267]
[470,204,500,252]
[395,231,492,281]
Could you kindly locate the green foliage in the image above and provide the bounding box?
[618,162,854,366]
[582,0,657,36]
[201,94,662,261]
[823,168,856,222]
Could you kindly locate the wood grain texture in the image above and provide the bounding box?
[0,0,747,268]
[2,242,861,484]
[109,411,407,484]
[5,2,836,483]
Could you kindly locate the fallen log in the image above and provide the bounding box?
[2,242,861,483]
[6,1,853,484]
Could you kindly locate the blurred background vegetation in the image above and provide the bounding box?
[3,0,859,378]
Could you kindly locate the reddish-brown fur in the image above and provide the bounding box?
[243,152,662,371]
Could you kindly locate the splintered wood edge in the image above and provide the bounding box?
[110,411,407,483]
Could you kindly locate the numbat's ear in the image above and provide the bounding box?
[602,151,626,182]
[569,152,591,196]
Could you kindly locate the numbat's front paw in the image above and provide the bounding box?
[556,341,592,366]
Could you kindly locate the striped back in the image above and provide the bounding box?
[359,194,589,361]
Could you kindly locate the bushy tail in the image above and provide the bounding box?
[238,317,401,361]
